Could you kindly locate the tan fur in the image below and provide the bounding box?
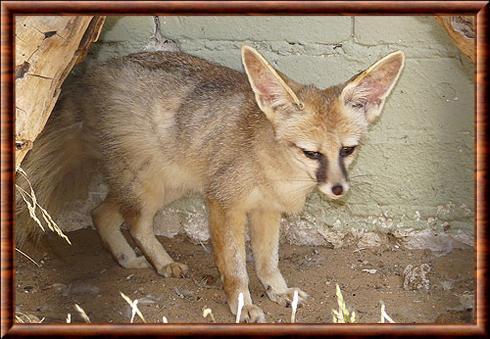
[16,46,404,322]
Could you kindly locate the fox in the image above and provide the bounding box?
[16,46,404,322]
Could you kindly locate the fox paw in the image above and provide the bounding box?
[266,287,308,308]
[239,304,266,323]
[119,255,150,269]
[158,262,189,278]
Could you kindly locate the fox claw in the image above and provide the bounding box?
[158,262,189,278]
[240,304,266,323]
[266,287,308,308]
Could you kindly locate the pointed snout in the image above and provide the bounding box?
[319,182,350,200]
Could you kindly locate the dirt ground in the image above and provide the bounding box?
[15,229,474,324]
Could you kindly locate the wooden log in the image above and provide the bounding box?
[15,16,105,169]
[435,16,475,63]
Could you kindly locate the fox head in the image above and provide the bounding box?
[242,46,404,200]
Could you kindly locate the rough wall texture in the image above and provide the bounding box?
[61,16,474,250]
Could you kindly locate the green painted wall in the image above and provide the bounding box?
[73,16,474,247]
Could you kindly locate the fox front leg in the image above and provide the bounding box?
[207,199,266,323]
[250,210,308,307]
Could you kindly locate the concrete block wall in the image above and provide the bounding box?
[65,16,474,249]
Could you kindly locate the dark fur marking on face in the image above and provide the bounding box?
[315,156,328,183]
[339,155,348,181]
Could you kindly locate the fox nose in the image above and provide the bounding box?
[331,184,344,196]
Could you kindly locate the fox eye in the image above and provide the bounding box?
[351,102,364,109]
[340,146,357,157]
[303,150,323,160]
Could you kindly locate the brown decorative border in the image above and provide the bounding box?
[1,1,488,337]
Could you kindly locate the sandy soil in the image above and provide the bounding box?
[15,229,474,324]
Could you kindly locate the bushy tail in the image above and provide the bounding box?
[15,96,97,244]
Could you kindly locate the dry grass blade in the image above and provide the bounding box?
[235,292,244,323]
[290,289,299,323]
[16,167,71,244]
[380,301,395,323]
[202,307,216,323]
[74,304,91,323]
[15,247,41,267]
[332,284,356,323]
[15,312,45,323]
[120,291,146,323]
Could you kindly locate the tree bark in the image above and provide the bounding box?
[15,16,105,168]
[435,16,475,63]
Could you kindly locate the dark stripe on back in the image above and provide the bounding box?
[315,156,328,183]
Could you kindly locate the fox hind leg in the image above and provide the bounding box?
[125,202,188,278]
[92,197,150,269]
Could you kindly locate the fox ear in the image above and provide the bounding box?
[341,51,405,124]
[241,46,303,120]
